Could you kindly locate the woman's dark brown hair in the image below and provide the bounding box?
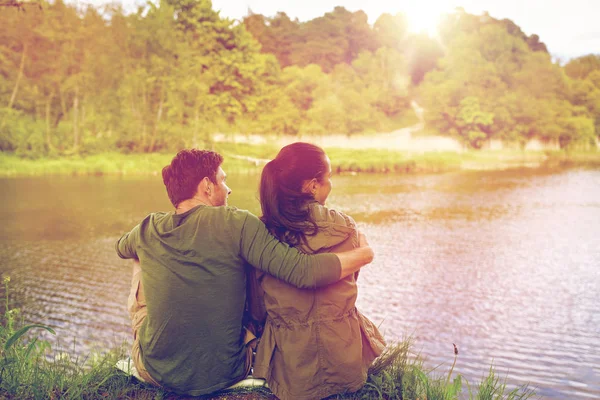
[259,142,329,247]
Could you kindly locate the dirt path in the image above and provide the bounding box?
[214,101,465,153]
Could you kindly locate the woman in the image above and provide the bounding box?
[249,142,386,400]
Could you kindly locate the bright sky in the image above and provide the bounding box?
[82,0,599,61]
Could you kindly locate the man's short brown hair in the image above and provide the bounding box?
[162,149,223,207]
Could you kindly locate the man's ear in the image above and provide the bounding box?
[197,177,211,196]
[204,177,213,191]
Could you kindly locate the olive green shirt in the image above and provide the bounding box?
[116,205,341,396]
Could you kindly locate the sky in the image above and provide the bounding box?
[83,0,600,61]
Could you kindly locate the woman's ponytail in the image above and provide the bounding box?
[259,160,281,231]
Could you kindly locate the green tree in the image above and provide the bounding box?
[567,62,600,140]
[420,20,592,149]
[564,54,600,80]
[438,8,548,54]
[244,12,299,68]
[373,13,408,50]
[281,64,328,116]
[245,7,378,73]
[352,48,410,119]
[0,2,44,151]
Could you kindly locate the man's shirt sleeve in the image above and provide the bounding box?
[115,224,141,260]
[234,210,341,289]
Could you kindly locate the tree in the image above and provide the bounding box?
[244,7,378,73]
[373,13,408,50]
[244,12,300,68]
[420,20,592,149]
[568,66,600,140]
[405,33,444,85]
[438,9,548,54]
[1,1,596,156]
[352,48,410,118]
[564,54,600,80]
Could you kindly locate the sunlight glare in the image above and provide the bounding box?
[405,4,442,37]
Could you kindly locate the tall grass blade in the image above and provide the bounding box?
[23,337,38,360]
[4,324,56,350]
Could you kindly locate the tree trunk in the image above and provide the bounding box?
[8,43,27,109]
[131,94,144,148]
[45,93,54,151]
[141,83,148,149]
[59,86,67,117]
[80,94,86,128]
[148,93,164,153]
[72,85,79,151]
[1,43,27,128]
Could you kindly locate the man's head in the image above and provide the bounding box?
[162,149,231,208]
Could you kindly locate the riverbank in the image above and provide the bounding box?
[1,143,599,176]
[0,278,534,399]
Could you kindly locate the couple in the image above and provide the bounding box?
[116,143,385,399]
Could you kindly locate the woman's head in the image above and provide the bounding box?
[259,142,332,246]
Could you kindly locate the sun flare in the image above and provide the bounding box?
[405,5,442,37]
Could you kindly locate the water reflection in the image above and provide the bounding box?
[0,168,599,399]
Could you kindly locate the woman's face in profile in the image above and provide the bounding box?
[313,155,332,205]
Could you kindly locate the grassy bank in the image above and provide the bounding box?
[0,143,277,177]
[1,143,599,177]
[0,278,535,400]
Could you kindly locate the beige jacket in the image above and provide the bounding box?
[249,202,386,400]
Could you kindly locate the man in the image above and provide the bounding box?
[116,149,374,396]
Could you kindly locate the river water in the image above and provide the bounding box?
[0,168,598,399]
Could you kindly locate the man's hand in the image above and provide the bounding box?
[335,232,374,280]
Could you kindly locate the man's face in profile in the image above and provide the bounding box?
[212,167,231,206]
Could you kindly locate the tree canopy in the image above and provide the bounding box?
[0,0,597,156]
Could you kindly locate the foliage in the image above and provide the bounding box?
[420,24,599,149]
[0,1,597,155]
[245,7,378,73]
[564,54,600,80]
[437,8,549,54]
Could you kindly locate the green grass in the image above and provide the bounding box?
[0,276,154,400]
[327,147,600,174]
[0,277,537,400]
[1,142,598,177]
[0,142,283,177]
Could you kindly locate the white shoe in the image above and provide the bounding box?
[226,378,268,389]
[115,357,146,382]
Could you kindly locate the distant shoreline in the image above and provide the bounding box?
[1,143,599,177]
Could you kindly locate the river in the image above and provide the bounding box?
[0,167,598,399]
